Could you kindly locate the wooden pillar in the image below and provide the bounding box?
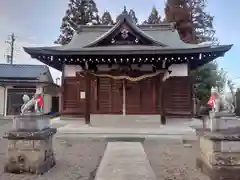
[160,81,166,125]
[85,71,91,124]
[61,64,65,114]
[122,79,126,116]
[160,74,167,125]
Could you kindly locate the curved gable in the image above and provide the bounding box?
[84,16,167,47]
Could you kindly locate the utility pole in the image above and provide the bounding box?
[5,33,15,64]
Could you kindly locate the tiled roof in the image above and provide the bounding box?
[0,64,53,83]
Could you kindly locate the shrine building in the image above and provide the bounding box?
[24,14,232,122]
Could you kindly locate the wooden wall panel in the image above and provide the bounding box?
[62,76,85,116]
[110,78,123,114]
[98,77,111,113]
[140,78,155,114]
[126,80,141,114]
[163,77,193,117]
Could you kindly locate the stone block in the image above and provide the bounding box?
[209,111,240,131]
[218,117,240,130]
[197,128,240,180]
[3,128,56,174]
[197,157,240,180]
[221,141,240,152]
[12,114,50,131]
[203,116,211,129]
[199,137,220,152]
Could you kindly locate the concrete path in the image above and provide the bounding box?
[95,142,156,180]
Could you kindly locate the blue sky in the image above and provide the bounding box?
[0,0,239,84]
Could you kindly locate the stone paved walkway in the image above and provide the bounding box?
[95,142,156,180]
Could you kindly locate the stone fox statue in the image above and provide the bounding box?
[20,89,43,115]
[208,87,235,113]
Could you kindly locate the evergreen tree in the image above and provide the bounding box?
[165,0,195,43]
[101,11,114,25]
[164,0,225,105]
[143,6,162,24]
[193,63,226,103]
[55,0,100,45]
[165,0,217,43]
[187,0,217,43]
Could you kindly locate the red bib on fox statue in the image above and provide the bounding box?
[207,94,216,108]
[37,95,44,112]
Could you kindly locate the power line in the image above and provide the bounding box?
[5,33,16,64]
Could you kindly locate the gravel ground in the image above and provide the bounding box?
[0,137,107,180]
[0,119,210,180]
[144,139,210,180]
[0,137,211,180]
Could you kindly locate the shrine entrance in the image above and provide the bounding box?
[91,71,162,115]
[125,75,160,115]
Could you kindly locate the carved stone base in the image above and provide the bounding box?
[197,157,240,180]
[3,128,57,174]
[197,129,240,180]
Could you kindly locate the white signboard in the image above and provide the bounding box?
[168,64,188,77]
[80,91,86,99]
[64,65,83,77]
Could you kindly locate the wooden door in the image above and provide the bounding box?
[126,75,158,114]
[125,80,141,114]
[97,77,122,114]
[62,78,79,114]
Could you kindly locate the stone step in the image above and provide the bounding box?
[95,142,156,180]
[60,116,84,121]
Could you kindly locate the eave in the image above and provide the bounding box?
[23,44,232,71]
[0,79,60,88]
[24,44,232,56]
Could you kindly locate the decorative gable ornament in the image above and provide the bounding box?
[121,28,129,39]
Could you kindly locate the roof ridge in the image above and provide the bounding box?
[83,17,167,47]
[76,23,175,33]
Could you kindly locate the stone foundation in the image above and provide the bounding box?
[3,128,57,174]
[196,129,240,180]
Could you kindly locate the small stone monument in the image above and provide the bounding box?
[3,86,57,174]
[196,87,240,180]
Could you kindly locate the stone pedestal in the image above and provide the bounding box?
[196,113,240,180]
[3,114,57,174]
[209,111,240,131]
[12,113,50,131]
